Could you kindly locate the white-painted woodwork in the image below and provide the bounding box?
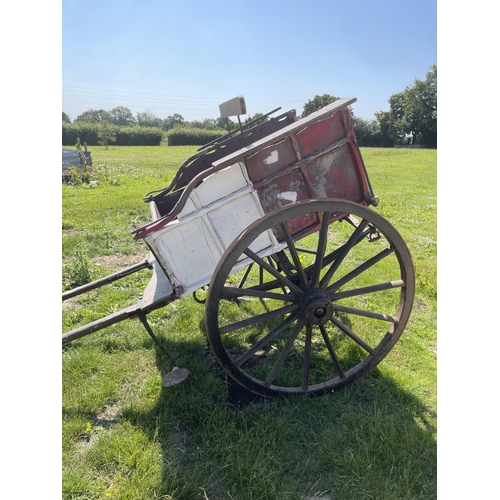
[141,253,174,308]
[145,162,285,297]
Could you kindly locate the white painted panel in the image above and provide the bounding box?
[194,163,249,208]
[140,253,174,308]
[144,160,291,298]
[150,218,223,290]
[177,196,197,218]
[207,192,273,253]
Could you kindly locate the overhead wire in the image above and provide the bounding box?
[62,79,307,119]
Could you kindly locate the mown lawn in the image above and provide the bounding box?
[62,145,437,500]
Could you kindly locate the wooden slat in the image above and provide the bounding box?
[140,253,175,310]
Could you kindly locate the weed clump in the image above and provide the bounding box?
[63,249,95,289]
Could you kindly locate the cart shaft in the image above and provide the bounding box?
[62,254,176,345]
[62,304,138,344]
[62,259,151,301]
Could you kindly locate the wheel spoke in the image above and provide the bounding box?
[310,211,331,288]
[302,324,313,390]
[265,319,305,387]
[334,304,398,323]
[280,222,310,290]
[329,280,404,300]
[319,324,345,379]
[220,287,298,302]
[317,225,374,273]
[244,248,304,295]
[267,256,288,294]
[319,219,369,289]
[330,315,375,355]
[295,247,317,255]
[238,263,254,288]
[326,247,394,294]
[219,303,298,334]
[235,314,298,367]
[241,278,298,294]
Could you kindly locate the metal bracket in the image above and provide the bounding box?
[136,310,189,386]
[342,215,381,242]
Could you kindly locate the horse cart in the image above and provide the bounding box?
[62,96,415,398]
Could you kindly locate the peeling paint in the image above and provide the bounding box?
[263,150,279,165]
[277,191,297,203]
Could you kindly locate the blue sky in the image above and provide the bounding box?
[62,0,436,123]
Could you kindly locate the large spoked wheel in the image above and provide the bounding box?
[205,199,415,398]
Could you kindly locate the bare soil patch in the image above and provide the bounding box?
[93,252,149,273]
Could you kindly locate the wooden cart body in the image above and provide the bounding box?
[134,97,375,299]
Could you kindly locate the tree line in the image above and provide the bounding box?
[63,65,436,148]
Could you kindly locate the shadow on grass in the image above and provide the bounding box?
[115,325,437,500]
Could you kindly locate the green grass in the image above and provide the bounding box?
[62,145,437,499]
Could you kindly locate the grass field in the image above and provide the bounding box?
[62,145,437,499]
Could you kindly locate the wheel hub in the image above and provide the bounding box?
[299,289,334,325]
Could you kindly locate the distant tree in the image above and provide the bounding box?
[215,116,238,131]
[244,113,268,127]
[374,92,407,145]
[352,116,385,147]
[75,109,111,123]
[189,120,204,129]
[108,106,136,126]
[197,118,218,130]
[97,121,117,150]
[163,113,185,131]
[403,64,437,147]
[374,110,398,147]
[201,118,219,130]
[136,111,163,128]
[62,111,71,123]
[301,94,340,118]
[376,65,437,147]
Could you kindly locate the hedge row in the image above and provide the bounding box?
[62,122,164,146]
[166,126,225,146]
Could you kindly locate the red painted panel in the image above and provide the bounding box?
[256,168,318,241]
[256,168,310,211]
[295,111,347,157]
[305,144,364,203]
[246,137,298,183]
